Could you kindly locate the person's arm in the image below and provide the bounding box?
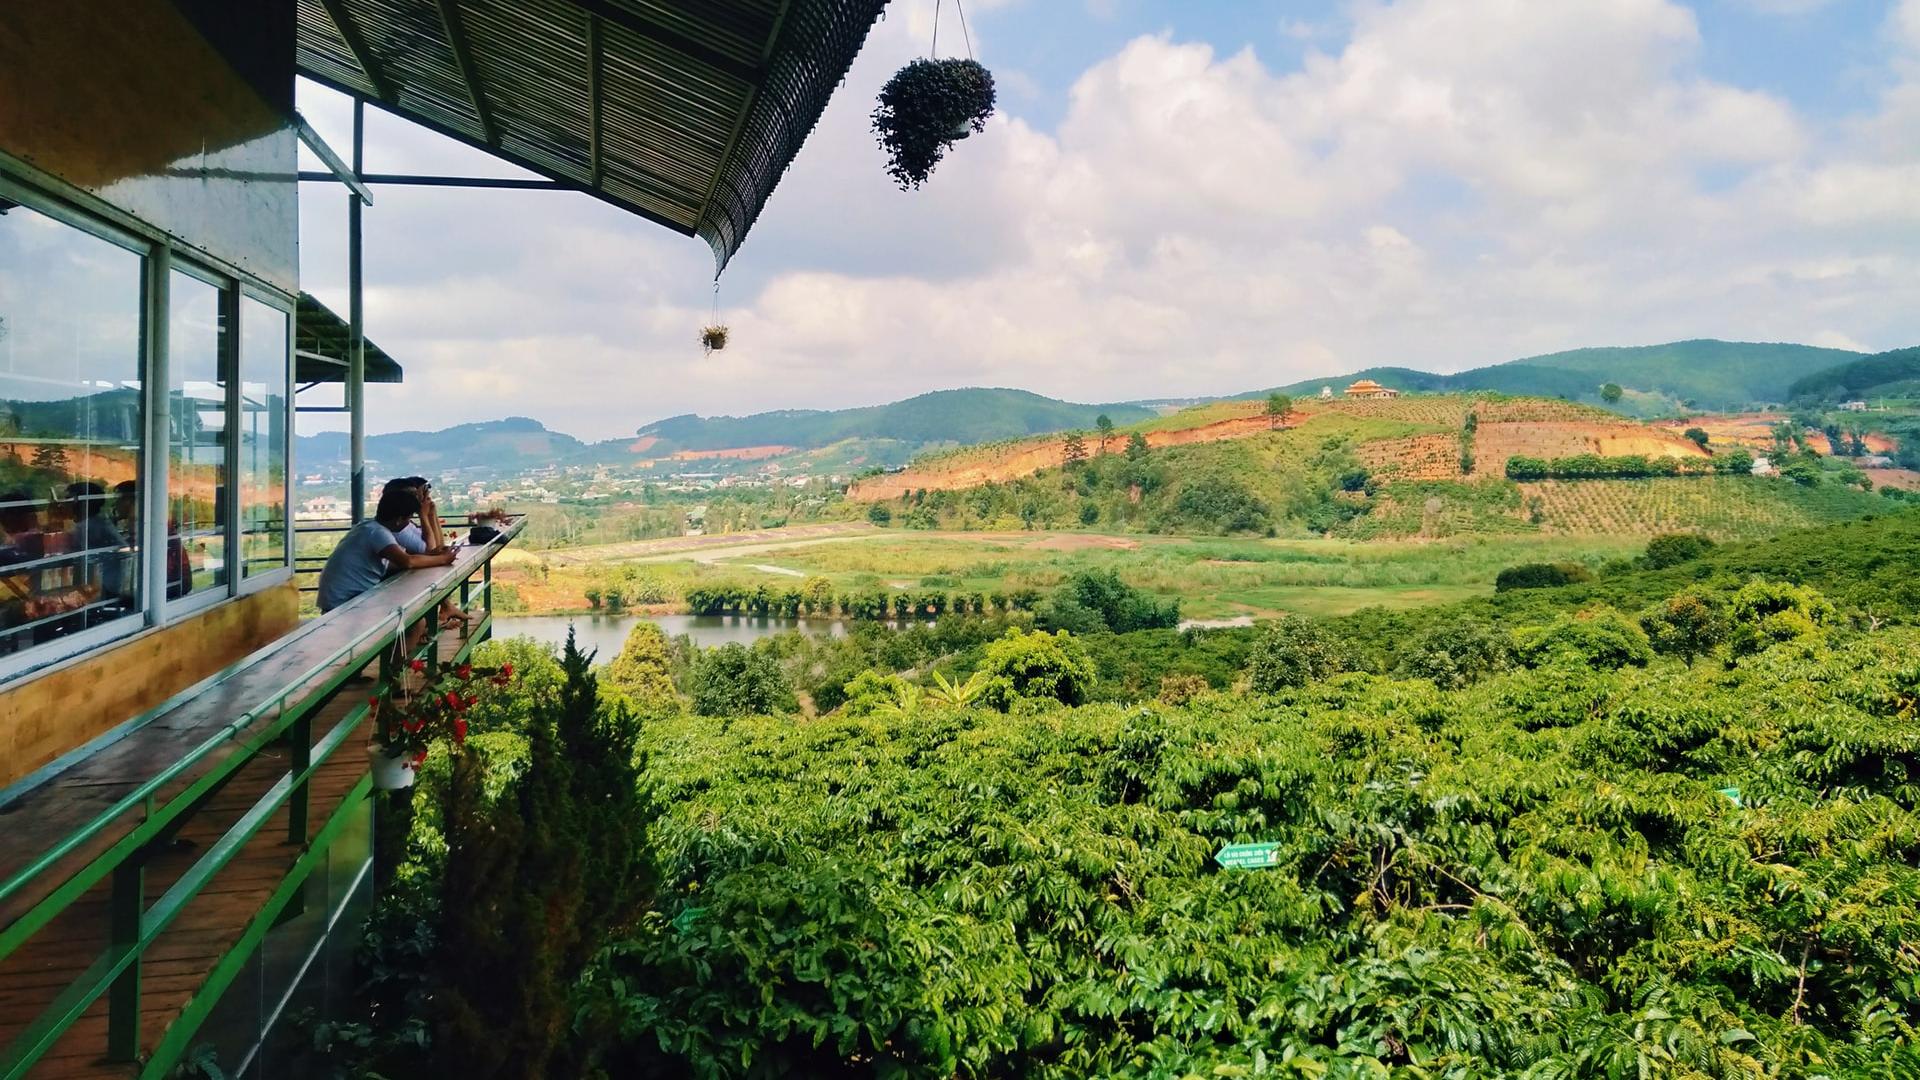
[379,543,455,570]
[419,491,446,551]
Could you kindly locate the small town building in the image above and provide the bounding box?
[1319,386,1334,399]
[1345,379,1401,399]
[1841,400,1869,412]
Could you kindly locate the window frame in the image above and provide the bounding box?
[0,163,298,684]
[234,285,295,595]
[163,257,238,622]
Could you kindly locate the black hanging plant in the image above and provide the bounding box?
[871,58,996,189]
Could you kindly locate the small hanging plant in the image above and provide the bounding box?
[700,325,729,355]
[872,57,996,189]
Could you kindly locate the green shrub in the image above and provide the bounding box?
[1246,615,1349,692]
[976,629,1096,711]
[1640,591,1728,666]
[1727,578,1836,658]
[1642,532,1715,569]
[1514,607,1653,669]
[1495,561,1595,592]
[688,643,796,716]
[1396,620,1513,689]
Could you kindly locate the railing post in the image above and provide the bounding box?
[106,860,142,1061]
[287,703,312,845]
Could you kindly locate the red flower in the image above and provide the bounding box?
[403,717,424,733]
[367,695,381,708]
[445,691,461,709]
[454,718,468,742]
[457,664,473,679]
[465,694,479,708]
[501,662,513,677]
[411,750,428,766]
[410,659,426,672]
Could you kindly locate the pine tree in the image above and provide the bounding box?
[432,630,652,1079]
[1063,430,1088,469]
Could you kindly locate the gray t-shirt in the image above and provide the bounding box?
[317,520,401,612]
[396,522,427,555]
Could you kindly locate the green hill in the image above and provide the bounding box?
[1256,339,1868,413]
[295,417,587,478]
[1787,346,1920,402]
[617,388,1155,455]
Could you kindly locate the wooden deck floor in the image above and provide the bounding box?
[7,695,371,1077]
[0,555,498,1078]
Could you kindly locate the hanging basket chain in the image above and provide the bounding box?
[701,279,729,355]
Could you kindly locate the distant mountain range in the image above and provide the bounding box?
[1252,340,1868,414]
[619,388,1157,456]
[1787,346,1920,402]
[299,339,1913,479]
[295,417,588,477]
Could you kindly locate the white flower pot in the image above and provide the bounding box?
[368,744,416,790]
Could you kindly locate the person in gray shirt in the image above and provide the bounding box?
[316,487,454,613]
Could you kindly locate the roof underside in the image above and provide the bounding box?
[296,292,404,384]
[295,0,888,271]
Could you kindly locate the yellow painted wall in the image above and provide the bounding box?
[0,583,300,788]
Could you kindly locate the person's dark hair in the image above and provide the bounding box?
[64,481,106,517]
[381,476,432,498]
[375,486,422,523]
[114,480,137,496]
[0,490,34,533]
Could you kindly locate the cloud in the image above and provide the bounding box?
[299,0,1920,443]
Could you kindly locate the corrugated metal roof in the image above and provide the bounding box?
[296,292,404,383]
[296,0,888,271]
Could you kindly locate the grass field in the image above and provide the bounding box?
[495,528,1647,620]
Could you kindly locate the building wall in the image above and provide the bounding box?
[0,0,299,291]
[0,584,300,789]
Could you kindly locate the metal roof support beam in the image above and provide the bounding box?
[571,0,762,85]
[298,171,567,189]
[435,0,498,146]
[294,114,374,205]
[318,0,396,101]
[586,14,604,187]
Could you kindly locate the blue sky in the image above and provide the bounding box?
[299,0,1920,440]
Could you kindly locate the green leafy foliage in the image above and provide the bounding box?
[976,628,1096,711]
[1246,614,1350,692]
[578,624,1920,1077]
[1036,569,1179,634]
[1495,561,1595,591]
[1641,532,1715,569]
[688,642,797,716]
[1727,578,1836,658]
[1513,607,1653,669]
[872,58,997,188]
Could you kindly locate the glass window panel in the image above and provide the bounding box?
[0,204,145,655]
[238,296,287,578]
[169,271,226,598]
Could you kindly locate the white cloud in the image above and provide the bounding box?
[300,0,1920,443]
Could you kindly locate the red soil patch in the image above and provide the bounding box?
[627,435,660,453]
[1655,414,1897,456]
[849,412,1294,500]
[668,445,796,462]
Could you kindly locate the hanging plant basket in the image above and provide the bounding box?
[700,325,730,355]
[872,58,996,189]
[368,743,417,790]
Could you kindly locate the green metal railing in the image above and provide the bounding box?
[0,517,522,1078]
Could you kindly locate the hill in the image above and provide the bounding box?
[853,393,1894,539]
[612,388,1156,458]
[295,416,586,478]
[1787,346,1920,402]
[1257,339,1867,413]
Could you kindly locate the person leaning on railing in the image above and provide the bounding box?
[382,475,473,631]
[315,486,455,613]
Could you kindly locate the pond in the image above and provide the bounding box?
[495,613,848,656]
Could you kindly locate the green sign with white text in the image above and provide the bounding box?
[1215,842,1281,870]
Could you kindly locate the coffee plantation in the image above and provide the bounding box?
[325,510,1920,1078]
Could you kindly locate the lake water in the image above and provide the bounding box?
[496,613,848,655]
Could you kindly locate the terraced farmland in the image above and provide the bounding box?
[1519,476,1883,537]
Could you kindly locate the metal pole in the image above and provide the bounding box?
[143,247,172,627]
[348,99,367,523]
